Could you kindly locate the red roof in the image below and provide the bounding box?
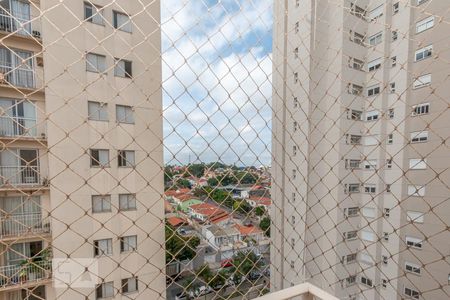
[248,196,271,206]
[164,200,173,213]
[190,203,230,223]
[167,217,187,227]
[235,224,262,236]
[176,194,197,202]
[165,188,191,197]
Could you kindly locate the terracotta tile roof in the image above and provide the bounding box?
[164,188,191,197]
[164,200,174,213]
[235,224,263,236]
[167,217,187,227]
[248,196,272,206]
[190,203,230,223]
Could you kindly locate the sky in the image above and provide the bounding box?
[161,0,273,167]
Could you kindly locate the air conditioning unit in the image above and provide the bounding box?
[41,132,46,139]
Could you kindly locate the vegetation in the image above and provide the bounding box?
[165,224,200,263]
[254,206,266,217]
[230,251,261,283]
[259,217,270,237]
[233,200,252,214]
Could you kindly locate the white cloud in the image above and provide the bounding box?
[162,0,273,166]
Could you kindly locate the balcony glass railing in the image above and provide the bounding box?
[0,260,52,289]
[0,11,32,36]
[0,213,50,238]
[0,166,40,186]
[0,116,38,137]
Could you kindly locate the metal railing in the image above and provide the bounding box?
[0,62,35,89]
[0,116,39,138]
[0,260,52,289]
[0,166,41,186]
[0,213,50,238]
[0,12,32,37]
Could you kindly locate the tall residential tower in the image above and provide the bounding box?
[0,1,164,299]
[272,1,450,299]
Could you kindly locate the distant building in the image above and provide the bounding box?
[188,203,231,225]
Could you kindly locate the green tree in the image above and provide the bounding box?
[231,251,261,283]
[188,163,206,178]
[209,189,233,208]
[196,264,213,283]
[207,177,219,186]
[235,171,258,184]
[233,200,252,214]
[259,217,271,237]
[254,206,266,217]
[165,224,200,263]
[175,178,191,188]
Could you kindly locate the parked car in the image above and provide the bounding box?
[175,292,187,300]
[221,259,233,268]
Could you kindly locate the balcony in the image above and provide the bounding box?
[0,5,41,42]
[254,283,339,300]
[0,166,45,188]
[0,116,46,140]
[0,260,52,291]
[0,213,50,240]
[0,62,35,89]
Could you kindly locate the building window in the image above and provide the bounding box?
[349,57,364,70]
[368,5,383,20]
[346,184,360,193]
[391,56,397,67]
[119,194,137,211]
[417,0,429,5]
[364,184,376,193]
[367,85,380,96]
[92,195,111,213]
[295,0,300,7]
[404,287,420,299]
[292,145,297,156]
[342,253,357,264]
[386,158,393,169]
[294,47,299,58]
[382,255,388,265]
[405,262,421,275]
[409,158,427,170]
[345,159,361,169]
[408,185,426,197]
[413,74,431,89]
[116,105,135,124]
[350,30,365,45]
[363,159,377,170]
[347,109,362,120]
[293,121,298,132]
[393,2,399,14]
[360,276,373,287]
[290,260,294,268]
[122,277,138,294]
[388,108,394,119]
[384,208,390,217]
[389,82,396,93]
[293,97,298,108]
[84,2,104,25]
[361,207,375,219]
[347,134,362,145]
[118,150,135,167]
[350,3,366,19]
[113,11,132,33]
[292,192,296,202]
[406,236,423,249]
[386,133,394,144]
[348,83,363,95]
[386,184,391,193]
[346,275,356,286]
[392,30,398,41]
[344,207,359,217]
[88,101,108,121]
[410,131,428,143]
[96,282,114,299]
[412,103,430,116]
[294,22,299,33]
[382,279,388,288]
[86,53,106,73]
[407,211,424,223]
[114,59,132,78]
[292,169,296,179]
[367,58,381,71]
[344,231,358,240]
[365,110,379,121]
[120,235,137,252]
[368,32,382,46]
[415,45,432,62]
[291,238,295,248]
[291,216,295,224]
[294,72,298,83]
[94,239,112,256]
[383,232,389,241]
[90,149,110,167]
[416,16,434,33]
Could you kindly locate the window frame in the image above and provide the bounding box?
[367,85,380,96]
[406,236,423,249]
[407,185,425,197]
[86,52,106,73]
[367,58,382,71]
[113,10,132,33]
[119,194,137,211]
[88,101,108,122]
[405,262,421,275]
[407,211,425,223]
[410,131,428,143]
[415,45,433,62]
[121,277,138,294]
[416,16,434,34]
[90,149,110,167]
[92,195,112,213]
[116,104,135,124]
[120,235,137,253]
[413,74,431,89]
[411,103,430,116]
[93,238,113,257]
[368,32,382,46]
[114,58,133,78]
[409,158,427,170]
[84,2,104,26]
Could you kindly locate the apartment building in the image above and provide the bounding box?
[0,1,164,299]
[272,1,450,299]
